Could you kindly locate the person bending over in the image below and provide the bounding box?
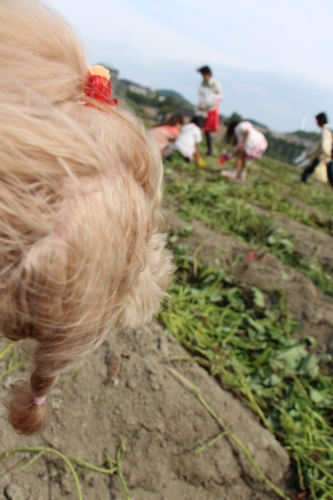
[149,114,184,158]
[222,120,268,180]
[172,116,205,163]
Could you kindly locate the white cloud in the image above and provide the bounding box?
[49,0,256,70]
[46,0,333,130]
[49,0,333,84]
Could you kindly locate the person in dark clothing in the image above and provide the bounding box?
[301,158,320,183]
[301,112,332,183]
[327,161,333,187]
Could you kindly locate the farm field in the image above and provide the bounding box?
[1,147,333,500]
[161,149,333,500]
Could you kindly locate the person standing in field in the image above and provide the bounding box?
[197,65,223,156]
[300,112,332,184]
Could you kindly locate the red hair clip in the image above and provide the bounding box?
[84,65,118,106]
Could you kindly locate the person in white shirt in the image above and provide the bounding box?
[222,120,268,180]
[301,112,332,184]
[197,65,223,156]
[172,116,205,162]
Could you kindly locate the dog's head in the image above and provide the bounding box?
[0,0,173,434]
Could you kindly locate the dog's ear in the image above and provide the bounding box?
[117,230,174,328]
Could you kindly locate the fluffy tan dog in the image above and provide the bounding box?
[0,0,173,435]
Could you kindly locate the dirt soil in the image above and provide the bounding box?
[1,321,290,500]
[165,208,333,351]
[249,204,333,272]
[290,197,333,225]
[2,204,333,500]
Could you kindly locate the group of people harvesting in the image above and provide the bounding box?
[149,65,268,181]
[150,65,333,187]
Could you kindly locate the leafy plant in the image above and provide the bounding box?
[164,177,333,297]
[158,233,333,499]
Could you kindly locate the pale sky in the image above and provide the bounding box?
[47,0,333,131]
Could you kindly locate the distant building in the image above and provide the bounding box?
[149,86,157,97]
[271,131,317,150]
[98,63,119,83]
[139,105,160,119]
[118,79,156,98]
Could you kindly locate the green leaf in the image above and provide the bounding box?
[309,389,325,404]
[173,244,189,255]
[279,238,293,250]
[245,316,265,334]
[298,354,319,377]
[270,345,308,374]
[263,374,282,387]
[179,226,194,236]
[179,210,192,222]
[209,289,223,303]
[252,287,265,308]
[226,288,245,311]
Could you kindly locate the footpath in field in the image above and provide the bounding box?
[0,324,289,500]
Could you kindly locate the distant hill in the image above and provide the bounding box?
[287,130,319,140]
[244,118,269,130]
[157,89,193,107]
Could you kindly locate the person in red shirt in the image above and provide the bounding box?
[149,114,184,157]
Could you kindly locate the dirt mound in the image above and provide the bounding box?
[4,204,332,500]
[290,197,333,225]
[232,256,333,345]
[249,204,333,271]
[165,206,248,265]
[165,208,333,350]
[1,321,289,500]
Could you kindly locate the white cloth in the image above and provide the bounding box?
[294,151,310,168]
[308,123,332,162]
[173,123,202,159]
[235,121,265,150]
[313,161,328,183]
[234,121,267,159]
[198,77,223,110]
